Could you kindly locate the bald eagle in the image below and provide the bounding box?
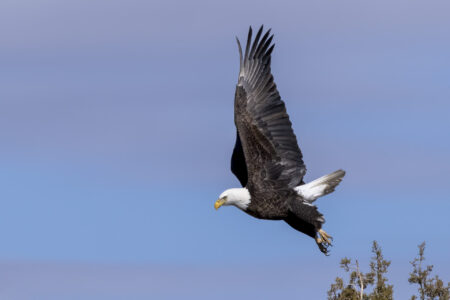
[215,26,346,254]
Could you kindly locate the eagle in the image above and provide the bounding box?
[214,26,346,254]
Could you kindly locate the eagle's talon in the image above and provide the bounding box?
[316,241,330,255]
[316,229,332,254]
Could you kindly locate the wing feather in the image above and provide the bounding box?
[232,26,306,191]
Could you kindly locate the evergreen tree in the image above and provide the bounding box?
[328,241,450,300]
[368,241,393,300]
[408,242,450,300]
[327,241,392,300]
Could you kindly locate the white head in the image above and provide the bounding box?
[215,188,251,211]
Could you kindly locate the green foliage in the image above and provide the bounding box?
[408,242,450,300]
[327,258,369,300]
[328,241,449,300]
[369,241,394,300]
[327,241,392,300]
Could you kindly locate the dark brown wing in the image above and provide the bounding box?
[231,131,248,186]
[233,26,306,191]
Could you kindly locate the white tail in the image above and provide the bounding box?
[295,169,346,202]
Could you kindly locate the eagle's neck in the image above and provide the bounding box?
[227,188,251,210]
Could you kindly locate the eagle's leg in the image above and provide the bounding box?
[316,229,332,254]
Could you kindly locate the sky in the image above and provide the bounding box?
[1,0,450,298]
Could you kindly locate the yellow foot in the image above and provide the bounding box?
[316,229,333,255]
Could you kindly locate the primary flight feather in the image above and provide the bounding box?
[215,26,345,254]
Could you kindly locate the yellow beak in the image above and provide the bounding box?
[214,198,226,210]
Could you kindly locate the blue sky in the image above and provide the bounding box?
[1,0,450,299]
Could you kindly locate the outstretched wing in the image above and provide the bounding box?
[233,26,306,190]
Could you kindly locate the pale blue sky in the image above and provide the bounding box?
[1,0,449,299]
